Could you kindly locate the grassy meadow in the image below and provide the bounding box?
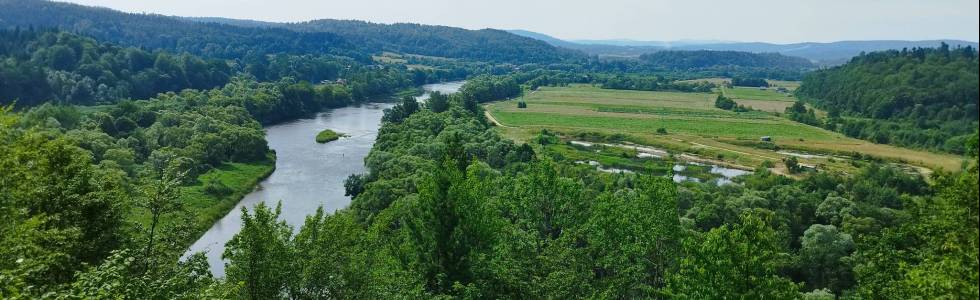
[129,154,276,247]
[721,85,798,113]
[487,84,962,172]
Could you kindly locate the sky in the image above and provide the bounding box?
[61,0,979,43]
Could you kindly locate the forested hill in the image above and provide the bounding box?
[796,44,979,153]
[639,50,815,70]
[0,29,231,107]
[193,18,581,64]
[0,0,575,64]
[0,0,357,60]
[627,50,815,79]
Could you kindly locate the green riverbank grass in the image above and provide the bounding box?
[130,153,276,248]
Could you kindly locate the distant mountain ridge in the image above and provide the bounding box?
[507,29,979,65]
[0,0,576,64]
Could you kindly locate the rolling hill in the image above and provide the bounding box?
[0,0,575,64]
[508,29,978,65]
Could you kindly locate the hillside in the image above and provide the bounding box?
[796,44,979,153]
[0,29,231,106]
[638,50,814,70]
[509,29,978,64]
[0,0,573,64]
[271,20,579,64]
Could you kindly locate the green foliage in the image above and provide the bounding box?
[731,77,770,87]
[785,101,822,126]
[666,213,801,298]
[65,250,228,299]
[852,162,979,298]
[0,1,573,64]
[203,179,234,196]
[315,129,342,143]
[785,156,803,173]
[458,74,522,104]
[0,113,126,293]
[798,224,855,293]
[714,94,737,110]
[426,91,451,113]
[797,44,979,153]
[224,202,297,299]
[637,50,814,80]
[381,95,421,123]
[598,74,716,92]
[0,29,230,107]
[534,129,560,145]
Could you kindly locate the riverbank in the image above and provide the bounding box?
[181,153,276,247]
[184,81,465,276]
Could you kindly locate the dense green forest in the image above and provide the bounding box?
[597,74,716,92]
[631,50,815,80]
[235,19,580,64]
[1,0,820,80]
[638,50,815,70]
[796,44,979,153]
[0,29,231,106]
[1,0,978,298]
[731,77,769,87]
[4,76,977,298]
[216,91,980,299]
[0,0,572,64]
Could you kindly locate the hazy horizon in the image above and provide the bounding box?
[58,0,979,44]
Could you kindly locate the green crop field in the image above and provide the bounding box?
[722,86,799,113]
[488,85,962,171]
[492,85,834,140]
[723,86,796,102]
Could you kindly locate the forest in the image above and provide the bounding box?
[1,0,978,299]
[796,44,979,153]
[0,29,231,106]
[0,0,571,64]
[633,50,815,80]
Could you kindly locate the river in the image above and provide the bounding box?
[184,81,464,277]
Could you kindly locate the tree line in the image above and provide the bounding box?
[2,72,978,299]
[0,29,231,106]
[796,44,979,154]
[221,80,980,298]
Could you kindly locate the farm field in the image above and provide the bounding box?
[721,85,798,113]
[486,85,962,171]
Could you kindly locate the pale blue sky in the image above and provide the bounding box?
[62,0,979,43]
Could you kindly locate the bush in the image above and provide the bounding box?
[715,95,737,110]
[731,77,770,87]
[203,180,233,196]
[315,129,342,143]
[784,156,802,173]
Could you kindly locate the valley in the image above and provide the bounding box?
[0,1,976,299]
[487,84,963,174]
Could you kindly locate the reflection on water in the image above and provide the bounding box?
[184,82,463,277]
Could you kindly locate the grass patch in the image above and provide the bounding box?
[128,153,276,248]
[486,85,962,171]
[181,154,275,234]
[723,86,796,102]
[316,129,343,143]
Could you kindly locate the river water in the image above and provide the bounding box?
[185,81,464,277]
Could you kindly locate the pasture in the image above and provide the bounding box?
[722,86,798,113]
[487,85,962,171]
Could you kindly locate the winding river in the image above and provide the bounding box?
[185,81,464,276]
